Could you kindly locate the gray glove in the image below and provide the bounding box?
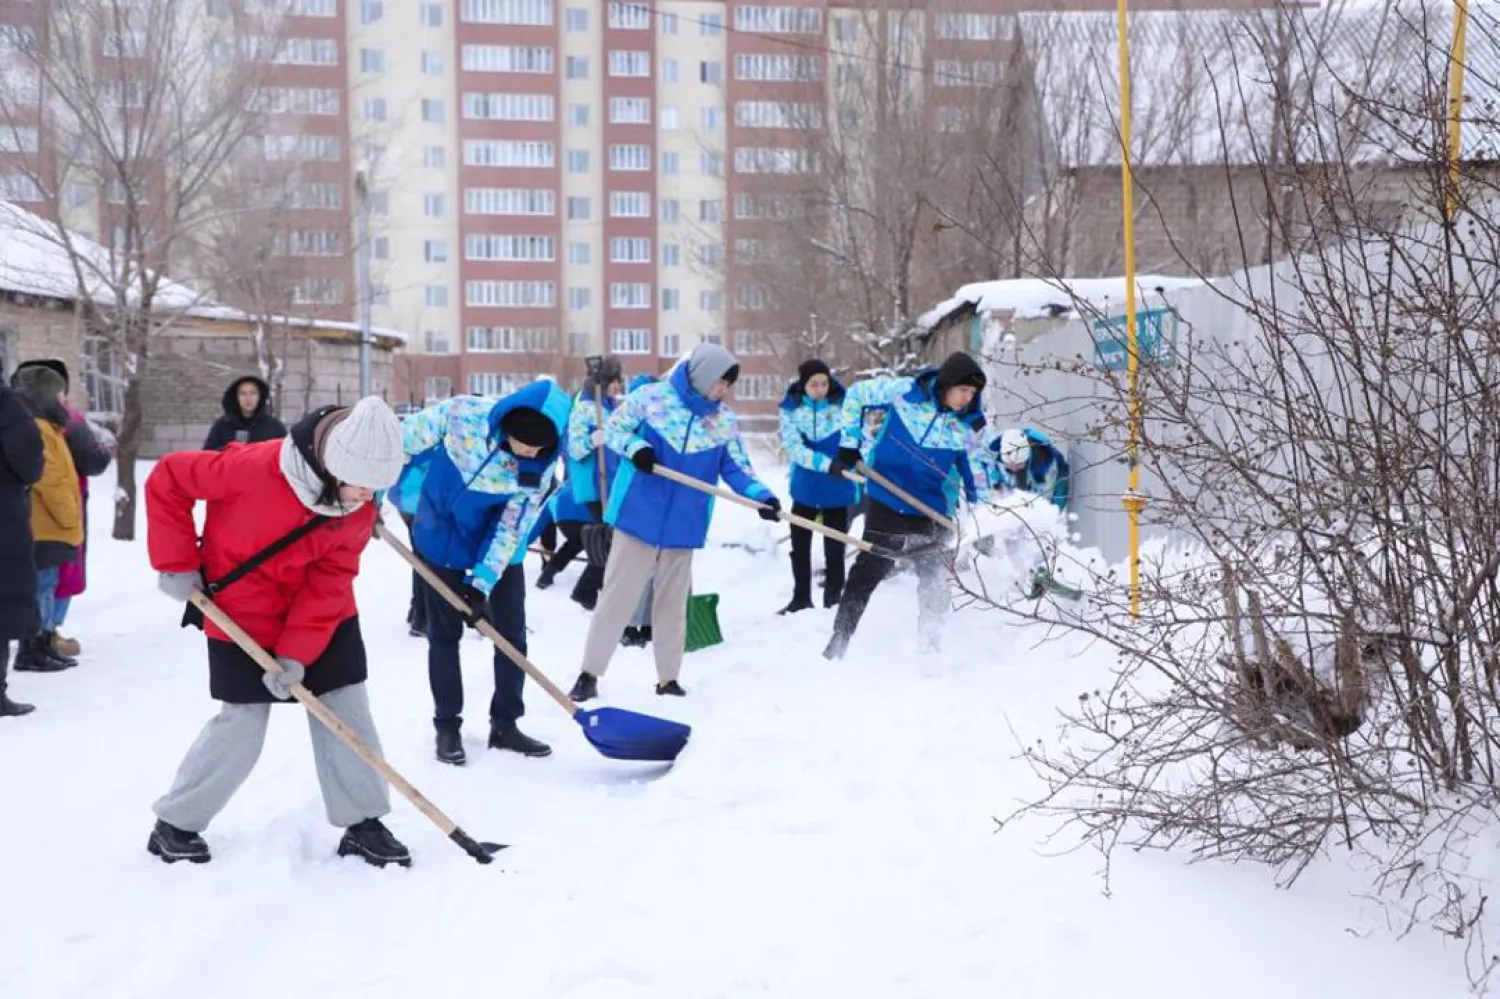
[262,657,305,700]
[158,570,203,602]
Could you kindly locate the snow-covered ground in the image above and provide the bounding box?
[0,463,1475,998]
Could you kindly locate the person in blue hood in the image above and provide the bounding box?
[823,351,991,660]
[568,344,779,702]
[392,379,572,766]
[991,427,1070,511]
[777,359,858,614]
[538,357,624,608]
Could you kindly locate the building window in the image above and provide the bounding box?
[424,376,452,403]
[360,49,385,73]
[424,239,448,262]
[468,373,531,397]
[661,151,679,175]
[567,287,591,311]
[658,332,680,357]
[420,1,443,26]
[464,139,555,168]
[610,236,651,263]
[699,11,722,36]
[421,99,445,122]
[662,58,678,84]
[699,107,721,131]
[609,191,650,218]
[699,289,723,311]
[466,280,557,308]
[569,103,590,127]
[661,288,680,311]
[608,97,650,124]
[609,50,650,77]
[422,50,444,75]
[568,241,591,265]
[610,283,651,309]
[462,44,555,74]
[698,199,722,223]
[465,234,557,261]
[660,11,678,34]
[608,2,649,29]
[363,97,388,122]
[661,243,680,266]
[736,5,822,34]
[660,107,678,130]
[700,152,722,175]
[660,199,680,222]
[423,145,446,168]
[425,285,449,307]
[567,149,590,172]
[700,60,722,85]
[463,187,556,216]
[423,193,446,217]
[611,328,652,354]
[609,143,651,171]
[463,92,555,121]
[467,326,557,353]
[566,55,588,79]
[461,0,553,25]
[565,7,588,31]
[360,0,383,24]
[567,196,591,220]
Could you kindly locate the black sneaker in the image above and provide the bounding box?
[147,820,211,864]
[13,636,74,673]
[569,671,598,702]
[488,721,552,758]
[536,569,556,590]
[435,726,466,766]
[620,626,646,648]
[638,626,653,646]
[778,596,815,616]
[337,818,412,868]
[656,680,686,697]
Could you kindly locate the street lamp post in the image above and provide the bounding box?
[354,168,372,398]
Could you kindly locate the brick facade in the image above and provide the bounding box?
[0,294,89,410]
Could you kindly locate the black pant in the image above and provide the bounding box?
[826,501,949,658]
[789,503,849,605]
[424,562,527,729]
[548,521,604,603]
[400,513,428,632]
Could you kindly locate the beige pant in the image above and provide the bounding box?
[580,531,694,683]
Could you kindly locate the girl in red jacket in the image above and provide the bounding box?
[144,397,408,868]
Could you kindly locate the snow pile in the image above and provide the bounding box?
[0,462,1478,998]
[919,274,1207,330]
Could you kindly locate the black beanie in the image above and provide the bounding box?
[796,359,832,389]
[936,352,987,394]
[500,408,559,452]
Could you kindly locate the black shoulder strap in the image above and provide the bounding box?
[203,514,333,597]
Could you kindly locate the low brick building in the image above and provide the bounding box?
[0,202,406,457]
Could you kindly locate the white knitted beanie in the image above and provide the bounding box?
[322,396,405,490]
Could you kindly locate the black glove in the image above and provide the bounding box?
[837,447,863,471]
[631,447,656,473]
[757,496,783,522]
[458,583,489,627]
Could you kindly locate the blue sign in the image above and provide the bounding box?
[1091,308,1176,372]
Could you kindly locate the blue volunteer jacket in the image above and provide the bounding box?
[840,369,991,518]
[779,378,858,510]
[991,427,1070,511]
[394,382,572,594]
[604,362,774,549]
[565,389,622,507]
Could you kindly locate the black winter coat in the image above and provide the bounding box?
[0,384,43,640]
[203,376,287,451]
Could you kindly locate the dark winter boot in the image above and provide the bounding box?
[620,626,645,648]
[0,651,34,718]
[656,679,687,697]
[434,725,466,766]
[13,634,74,673]
[571,588,597,612]
[569,671,599,702]
[147,820,211,864]
[536,566,557,590]
[780,552,814,615]
[638,626,653,646]
[488,719,552,758]
[337,818,412,868]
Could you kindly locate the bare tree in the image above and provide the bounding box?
[0,0,284,539]
[963,1,1500,981]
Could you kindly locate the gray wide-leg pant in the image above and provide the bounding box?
[580,532,693,683]
[153,683,391,833]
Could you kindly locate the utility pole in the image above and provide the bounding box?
[354,168,372,398]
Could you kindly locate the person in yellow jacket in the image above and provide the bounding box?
[12,366,81,673]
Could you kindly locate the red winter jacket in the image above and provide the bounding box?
[145,441,375,664]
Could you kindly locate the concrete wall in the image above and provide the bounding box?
[0,296,90,411]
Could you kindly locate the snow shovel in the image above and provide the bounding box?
[651,467,944,563]
[187,589,506,865]
[685,592,723,652]
[376,523,691,763]
[854,461,997,557]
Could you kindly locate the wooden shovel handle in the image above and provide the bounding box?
[188,589,465,838]
[374,523,579,718]
[855,461,958,532]
[652,465,879,556]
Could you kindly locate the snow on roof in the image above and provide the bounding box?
[0,199,407,343]
[919,275,1206,331]
[1020,1,1500,169]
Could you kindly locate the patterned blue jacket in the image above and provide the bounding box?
[394,382,572,594]
[565,389,622,508]
[604,362,774,549]
[779,378,858,510]
[839,368,991,518]
[990,427,1070,511]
